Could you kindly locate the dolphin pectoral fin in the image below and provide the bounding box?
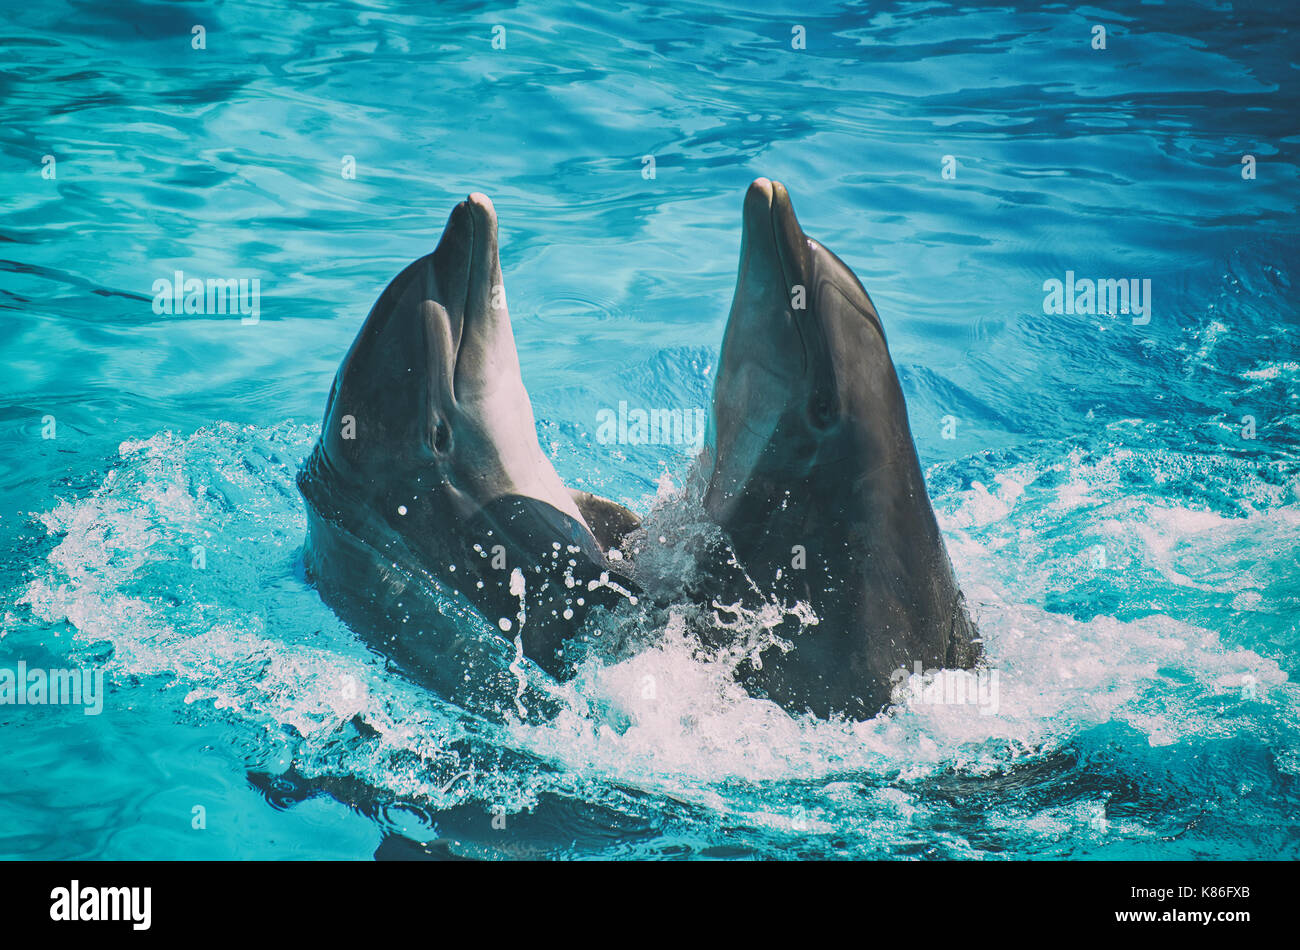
[568,490,642,552]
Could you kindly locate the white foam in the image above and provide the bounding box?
[18,423,1299,837]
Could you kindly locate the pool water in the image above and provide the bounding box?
[1,0,1297,859]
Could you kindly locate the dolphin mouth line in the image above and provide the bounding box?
[461,209,473,376]
[767,187,814,380]
[452,201,476,398]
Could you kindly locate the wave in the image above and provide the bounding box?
[15,420,1297,857]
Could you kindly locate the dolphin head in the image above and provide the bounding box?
[316,192,586,529]
[704,178,918,527]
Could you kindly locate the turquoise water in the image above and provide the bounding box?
[2,0,1298,859]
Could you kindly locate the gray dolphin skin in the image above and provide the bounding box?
[700,177,981,720]
[297,193,639,713]
[298,184,976,724]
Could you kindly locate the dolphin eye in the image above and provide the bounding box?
[809,392,836,429]
[433,419,452,453]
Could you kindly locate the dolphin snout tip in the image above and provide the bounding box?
[744,178,775,215]
[743,178,797,233]
[745,177,793,204]
[743,178,776,237]
[463,192,497,230]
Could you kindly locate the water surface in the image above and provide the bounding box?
[1,0,1297,859]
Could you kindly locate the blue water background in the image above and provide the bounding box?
[1,0,1297,858]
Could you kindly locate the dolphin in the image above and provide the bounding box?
[696,178,981,720]
[297,193,640,715]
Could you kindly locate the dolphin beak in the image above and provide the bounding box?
[742,176,777,240]
[450,192,521,402]
[462,191,498,328]
[421,191,519,406]
[703,179,818,520]
[728,177,818,388]
[428,198,475,354]
[428,192,497,356]
[742,178,812,303]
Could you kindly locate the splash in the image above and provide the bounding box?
[506,567,529,720]
[13,421,1300,857]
